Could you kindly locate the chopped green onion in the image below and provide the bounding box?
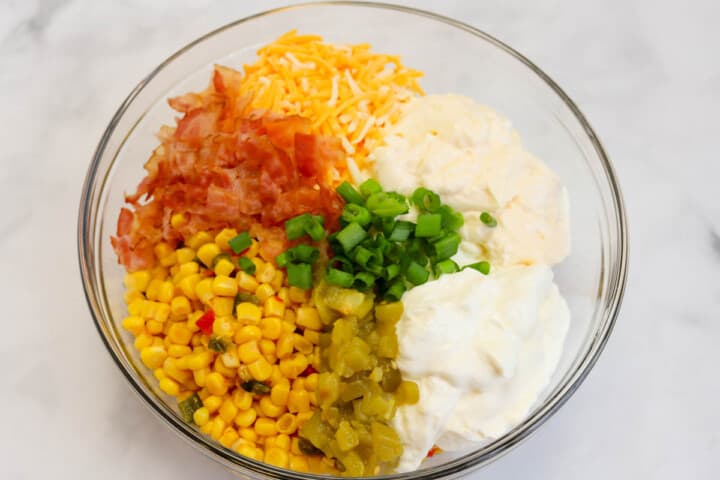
[405,261,430,285]
[435,259,459,276]
[353,272,376,291]
[336,222,367,252]
[366,192,409,217]
[211,253,232,269]
[287,263,313,289]
[411,187,441,212]
[325,267,354,288]
[384,280,406,302]
[336,181,365,205]
[284,213,311,240]
[330,255,354,273]
[228,232,252,254]
[237,257,256,274]
[439,205,464,231]
[285,244,320,264]
[178,393,203,423]
[208,335,229,353]
[352,246,375,269]
[415,213,443,238]
[359,178,383,197]
[480,212,497,228]
[465,261,491,275]
[341,204,372,227]
[305,217,326,241]
[234,292,259,309]
[431,232,462,260]
[241,380,271,395]
[384,264,401,280]
[389,221,414,242]
[275,252,289,268]
[312,215,325,226]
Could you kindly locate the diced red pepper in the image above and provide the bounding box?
[196,310,215,335]
[300,365,317,377]
[426,446,441,458]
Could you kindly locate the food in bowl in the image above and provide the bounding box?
[112,31,570,476]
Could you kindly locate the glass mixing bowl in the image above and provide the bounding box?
[78,2,628,478]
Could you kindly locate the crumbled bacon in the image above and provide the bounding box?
[112,65,344,271]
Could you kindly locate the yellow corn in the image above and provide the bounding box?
[279,353,308,379]
[303,329,320,345]
[203,395,222,414]
[176,247,195,264]
[264,296,285,319]
[178,273,201,300]
[260,316,283,340]
[238,427,257,442]
[197,243,221,268]
[195,278,214,304]
[236,271,259,292]
[167,344,191,358]
[170,296,191,317]
[276,413,298,435]
[193,367,210,387]
[124,290,143,304]
[275,434,291,451]
[238,341,261,364]
[192,406,210,426]
[206,372,228,396]
[287,286,308,304]
[213,357,237,379]
[296,411,314,428]
[214,228,238,250]
[127,298,144,316]
[291,378,305,392]
[236,443,261,460]
[255,283,275,303]
[212,275,238,297]
[264,447,289,468]
[232,390,253,410]
[214,258,235,277]
[276,333,294,359]
[236,302,261,324]
[271,380,290,407]
[219,398,239,424]
[187,350,213,370]
[159,377,180,396]
[219,428,239,448]
[234,325,262,344]
[287,390,310,413]
[289,454,310,473]
[212,298,235,318]
[140,345,167,369]
[304,373,318,392]
[212,314,234,336]
[121,316,144,335]
[270,270,285,292]
[296,307,322,330]
[248,357,272,381]
[145,279,162,301]
[209,417,226,440]
[124,270,151,292]
[254,417,277,436]
[277,287,289,304]
[260,396,286,418]
[134,333,153,350]
[167,323,192,345]
[259,339,276,357]
[153,303,170,323]
[187,230,213,249]
[256,262,276,284]
[292,334,314,355]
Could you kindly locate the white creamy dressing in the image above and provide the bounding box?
[367,94,572,471]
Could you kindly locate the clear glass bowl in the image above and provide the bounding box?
[77,2,628,478]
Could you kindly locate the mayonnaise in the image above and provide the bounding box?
[391,266,570,472]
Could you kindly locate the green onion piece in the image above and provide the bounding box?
[341,204,372,227]
[336,181,365,205]
[237,257,256,275]
[336,222,367,252]
[465,261,491,275]
[211,253,232,269]
[366,192,409,217]
[325,267,354,287]
[330,255,354,273]
[208,335,229,353]
[411,187,441,212]
[353,272,376,291]
[431,232,462,260]
[389,221,414,242]
[285,213,311,240]
[359,178,383,197]
[234,292,260,309]
[480,212,497,228]
[178,393,203,423]
[305,217,326,241]
[228,232,252,254]
[287,263,313,289]
[384,280,406,302]
[435,259,459,276]
[352,246,375,269]
[241,380,271,395]
[285,244,320,264]
[439,205,464,231]
[275,252,289,268]
[405,261,430,285]
[312,215,325,226]
[415,213,443,238]
[384,264,401,280]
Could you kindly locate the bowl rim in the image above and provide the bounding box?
[77,1,629,478]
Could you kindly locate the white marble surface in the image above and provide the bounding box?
[1,0,718,478]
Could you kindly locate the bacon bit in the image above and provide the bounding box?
[196,310,215,335]
[300,365,317,377]
[426,446,441,458]
[111,65,345,271]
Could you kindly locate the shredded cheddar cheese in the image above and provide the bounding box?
[237,30,424,171]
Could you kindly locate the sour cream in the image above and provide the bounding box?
[391,266,570,472]
[371,94,570,267]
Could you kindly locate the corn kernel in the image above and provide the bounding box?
[159,377,180,396]
[277,287,289,304]
[195,278,214,304]
[153,303,170,323]
[296,411,314,428]
[264,447,289,468]
[193,406,210,426]
[219,398,239,423]
[127,298,144,316]
[153,368,167,381]
[236,302,261,324]
[179,273,201,300]
[154,242,173,260]
[167,323,192,345]
[219,428,239,448]
[276,413,298,435]
[255,284,275,303]
[124,290,144,304]
[168,344,192,358]
[200,420,213,435]
[260,316,283,340]
[248,357,272,381]
[170,296,191,316]
[187,350,214,370]
[263,296,285,319]
[214,258,235,277]
[287,286,308,304]
[193,367,210,387]
[260,396,286,418]
[254,417,277,436]
[213,301,235,321]
[187,230,212,249]
[304,373,318,392]
[145,279,162,301]
[213,228,237,250]
[146,317,164,334]
[236,444,260,460]
[270,269,285,291]
[276,433,291,451]
[212,275,238,297]
[234,325,262,344]
[296,307,322,330]
[232,389,253,410]
[122,316,144,335]
[176,247,195,264]
[275,333,293,360]
[303,329,320,345]
[287,389,310,413]
[210,417,226,440]
[271,380,290,407]
[159,252,177,268]
[238,341,261,364]
[236,271,259,292]
[256,262,276,284]
[140,345,167,369]
[213,356,237,379]
[279,353,308,379]
[212,314,234,336]
[203,395,222,413]
[134,333,153,350]
[206,372,228,396]
[289,454,310,472]
[291,378,305,392]
[124,270,152,292]
[197,243,221,268]
[151,266,168,281]
[238,427,257,442]
[220,350,239,368]
[233,408,257,428]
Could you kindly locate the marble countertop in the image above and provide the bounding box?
[1,0,718,478]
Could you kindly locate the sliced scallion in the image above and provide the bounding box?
[336,222,367,252]
[366,192,409,217]
[411,187,441,212]
[238,256,256,274]
[405,261,430,285]
[431,232,462,260]
[434,259,459,276]
[480,212,497,228]
[465,261,491,275]
[336,181,365,205]
[228,232,252,254]
[287,263,313,289]
[359,178,383,197]
[325,267,354,287]
[341,204,372,227]
[415,213,443,238]
[389,221,414,242]
[439,205,464,231]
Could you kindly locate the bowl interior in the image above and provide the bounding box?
[81,3,626,478]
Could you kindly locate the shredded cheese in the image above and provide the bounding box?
[236,30,424,170]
